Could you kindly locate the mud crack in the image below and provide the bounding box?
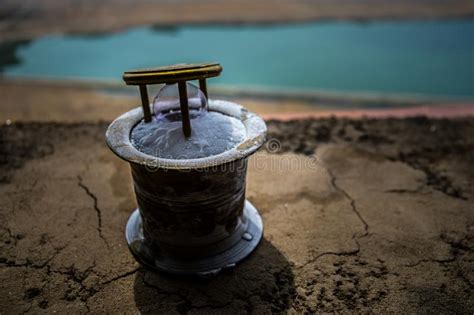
[385,183,425,194]
[396,152,468,200]
[296,167,368,270]
[101,267,140,286]
[77,175,109,248]
[298,244,361,270]
[327,168,369,237]
[406,227,474,291]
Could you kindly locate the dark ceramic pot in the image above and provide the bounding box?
[106,100,266,275]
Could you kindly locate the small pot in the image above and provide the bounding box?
[106,100,266,275]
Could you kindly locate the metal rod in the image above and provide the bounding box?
[199,79,208,99]
[139,85,152,123]
[178,81,192,137]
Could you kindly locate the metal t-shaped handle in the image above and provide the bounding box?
[123,63,222,138]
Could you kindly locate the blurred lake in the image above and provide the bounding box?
[3,20,473,99]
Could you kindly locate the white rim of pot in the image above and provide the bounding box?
[106,100,267,170]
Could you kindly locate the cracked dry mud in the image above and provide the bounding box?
[1,118,473,313]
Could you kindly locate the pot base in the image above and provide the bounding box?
[125,200,263,276]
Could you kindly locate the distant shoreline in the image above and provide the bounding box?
[2,16,474,44]
[2,76,472,108]
[28,16,474,43]
[1,77,472,125]
[1,0,473,43]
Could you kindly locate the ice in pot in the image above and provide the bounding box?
[131,82,247,159]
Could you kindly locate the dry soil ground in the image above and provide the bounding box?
[1,115,473,313]
[1,0,473,42]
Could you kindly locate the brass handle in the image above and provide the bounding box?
[123,63,222,137]
[123,63,222,85]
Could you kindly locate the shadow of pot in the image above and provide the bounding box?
[133,238,295,313]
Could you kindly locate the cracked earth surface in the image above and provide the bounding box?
[1,118,473,313]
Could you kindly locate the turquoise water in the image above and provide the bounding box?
[4,20,474,98]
